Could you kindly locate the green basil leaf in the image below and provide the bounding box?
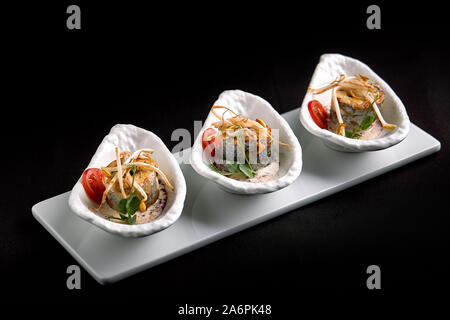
[127,215,137,225]
[209,163,232,176]
[345,130,355,138]
[360,113,376,130]
[126,195,141,215]
[345,130,361,139]
[226,163,240,173]
[118,212,128,220]
[118,199,127,214]
[239,163,255,179]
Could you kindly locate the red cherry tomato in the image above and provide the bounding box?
[81,168,105,204]
[202,128,220,157]
[308,100,328,129]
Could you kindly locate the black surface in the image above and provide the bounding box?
[2,0,449,310]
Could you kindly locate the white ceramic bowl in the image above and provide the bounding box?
[68,124,187,238]
[190,90,302,194]
[300,53,410,152]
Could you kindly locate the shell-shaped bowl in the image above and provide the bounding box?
[300,53,410,152]
[190,90,302,194]
[68,124,187,238]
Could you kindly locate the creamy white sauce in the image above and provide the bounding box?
[327,108,384,140]
[232,161,279,183]
[248,161,279,182]
[97,180,168,224]
[359,119,383,140]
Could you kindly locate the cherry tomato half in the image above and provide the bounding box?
[81,168,105,204]
[202,128,220,157]
[308,100,328,129]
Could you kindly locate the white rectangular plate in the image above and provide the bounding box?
[32,108,441,284]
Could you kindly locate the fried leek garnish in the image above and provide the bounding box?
[99,148,173,208]
[309,74,396,136]
[210,105,292,153]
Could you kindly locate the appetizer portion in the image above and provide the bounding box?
[81,147,174,225]
[308,74,396,139]
[201,105,290,183]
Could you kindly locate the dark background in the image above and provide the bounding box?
[1,0,449,311]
